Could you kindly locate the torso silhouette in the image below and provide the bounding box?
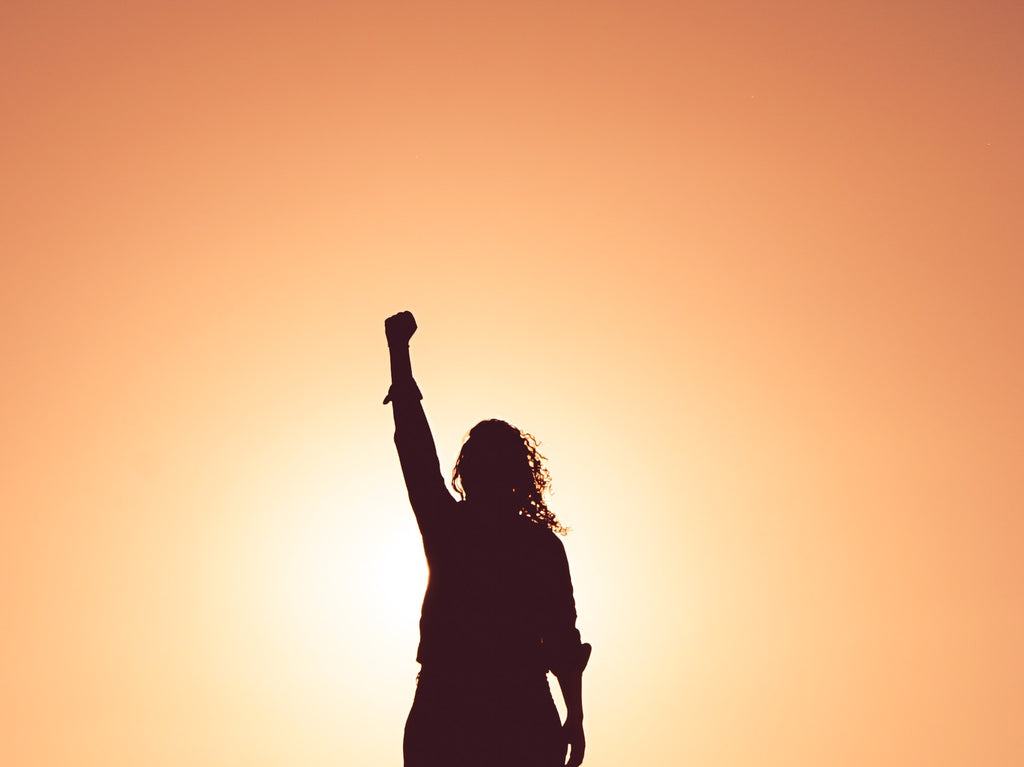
[392,402,584,766]
[402,491,578,767]
[415,498,580,676]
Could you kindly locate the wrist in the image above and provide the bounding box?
[383,379,422,405]
[388,344,413,383]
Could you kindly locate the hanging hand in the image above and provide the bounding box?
[563,716,585,767]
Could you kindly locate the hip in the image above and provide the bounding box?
[404,670,562,767]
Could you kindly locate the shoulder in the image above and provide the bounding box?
[516,518,566,559]
[421,498,467,541]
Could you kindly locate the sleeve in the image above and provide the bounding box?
[541,534,592,678]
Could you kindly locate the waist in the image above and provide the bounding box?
[417,663,551,693]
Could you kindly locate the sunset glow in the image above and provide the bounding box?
[2,2,1022,766]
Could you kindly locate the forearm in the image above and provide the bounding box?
[385,342,430,458]
[388,343,413,387]
[556,650,589,767]
[384,344,420,403]
[387,343,430,452]
[556,669,584,723]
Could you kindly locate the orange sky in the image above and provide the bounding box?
[2,2,1022,765]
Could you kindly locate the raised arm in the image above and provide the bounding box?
[383,311,455,531]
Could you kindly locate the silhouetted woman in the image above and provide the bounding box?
[383,311,591,767]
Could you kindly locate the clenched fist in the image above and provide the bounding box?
[385,311,417,347]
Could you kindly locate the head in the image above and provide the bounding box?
[452,419,566,534]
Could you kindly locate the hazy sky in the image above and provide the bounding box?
[2,2,1022,765]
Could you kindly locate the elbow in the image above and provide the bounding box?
[548,641,592,679]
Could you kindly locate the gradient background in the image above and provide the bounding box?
[2,2,1022,765]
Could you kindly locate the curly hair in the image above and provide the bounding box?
[451,419,567,535]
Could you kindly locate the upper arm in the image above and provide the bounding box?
[392,398,457,533]
[540,533,588,676]
[547,535,579,625]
